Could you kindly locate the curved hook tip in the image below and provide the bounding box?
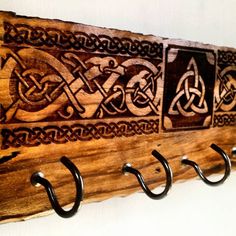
[181,144,231,186]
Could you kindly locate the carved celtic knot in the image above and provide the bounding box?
[1,119,159,149]
[168,57,208,117]
[16,68,63,108]
[215,66,236,112]
[3,22,163,59]
[0,47,162,123]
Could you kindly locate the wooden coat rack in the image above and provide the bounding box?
[0,11,235,223]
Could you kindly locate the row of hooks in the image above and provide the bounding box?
[30,143,232,218]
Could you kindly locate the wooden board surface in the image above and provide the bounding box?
[0,11,235,223]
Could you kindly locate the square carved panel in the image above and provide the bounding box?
[162,46,216,131]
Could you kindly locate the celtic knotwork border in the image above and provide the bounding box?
[218,50,236,65]
[213,114,236,127]
[1,119,159,149]
[3,22,163,59]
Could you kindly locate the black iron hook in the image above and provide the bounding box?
[181,144,231,186]
[122,150,173,200]
[31,156,83,218]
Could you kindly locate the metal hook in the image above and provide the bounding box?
[181,144,231,186]
[31,156,83,218]
[122,150,173,200]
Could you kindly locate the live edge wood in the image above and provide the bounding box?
[0,11,235,223]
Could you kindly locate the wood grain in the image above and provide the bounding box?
[0,11,235,223]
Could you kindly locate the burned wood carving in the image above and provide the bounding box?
[0,11,235,223]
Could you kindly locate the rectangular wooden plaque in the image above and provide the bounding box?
[0,11,235,223]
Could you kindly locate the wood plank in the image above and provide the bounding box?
[0,11,235,223]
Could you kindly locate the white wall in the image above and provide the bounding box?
[0,1,236,235]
